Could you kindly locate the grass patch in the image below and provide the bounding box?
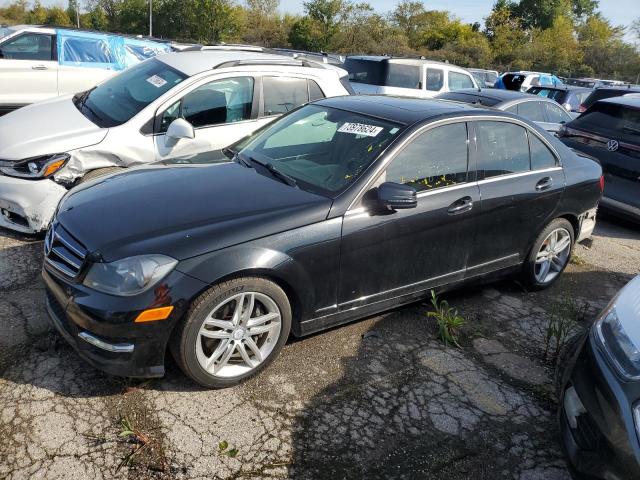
[569,254,587,266]
[427,290,465,348]
[543,294,589,366]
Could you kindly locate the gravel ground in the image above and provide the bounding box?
[0,217,637,479]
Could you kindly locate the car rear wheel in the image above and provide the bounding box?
[171,277,291,388]
[523,218,574,290]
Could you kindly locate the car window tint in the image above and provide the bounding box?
[344,58,384,85]
[308,79,325,101]
[543,102,570,123]
[183,77,253,128]
[476,121,530,178]
[386,63,421,89]
[448,71,474,90]
[263,76,309,116]
[516,101,545,122]
[426,68,444,91]
[386,123,468,192]
[529,134,557,170]
[0,33,53,61]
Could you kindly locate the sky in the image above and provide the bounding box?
[37,0,640,34]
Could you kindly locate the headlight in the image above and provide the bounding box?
[83,254,177,296]
[0,153,69,179]
[595,305,640,380]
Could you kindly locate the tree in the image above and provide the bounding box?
[303,0,351,49]
[390,0,424,48]
[484,3,529,70]
[511,0,598,30]
[67,0,80,26]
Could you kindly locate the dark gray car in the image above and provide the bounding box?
[558,96,640,223]
[435,88,573,133]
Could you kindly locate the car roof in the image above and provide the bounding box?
[346,55,458,69]
[530,85,590,92]
[599,96,640,109]
[157,50,331,77]
[593,85,640,93]
[315,95,494,125]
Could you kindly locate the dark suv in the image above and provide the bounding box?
[526,86,592,113]
[558,96,640,223]
[578,86,640,113]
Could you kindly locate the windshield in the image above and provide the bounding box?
[238,104,403,197]
[75,58,187,127]
[571,102,640,143]
[0,26,14,41]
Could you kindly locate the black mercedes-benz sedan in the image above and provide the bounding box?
[42,96,603,388]
[560,276,640,479]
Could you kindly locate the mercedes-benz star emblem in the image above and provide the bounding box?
[607,139,619,152]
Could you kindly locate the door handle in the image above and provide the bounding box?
[448,196,473,215]
[32,65,47,70]
[535,177,553,191]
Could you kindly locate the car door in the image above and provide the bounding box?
[467,120,564,276]
[447,70,476,92]
[0,32,58,106]
[154,76,259,159]
[338,121,480,310]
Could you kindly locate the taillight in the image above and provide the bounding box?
[599,175,605,192]
[578,104,586,113]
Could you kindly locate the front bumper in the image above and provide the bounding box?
[43,265,208,378]
[560,333,640,479]
[0,174,67,233]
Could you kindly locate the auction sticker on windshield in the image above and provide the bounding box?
[146,75,168,88]
[338,123,383,137]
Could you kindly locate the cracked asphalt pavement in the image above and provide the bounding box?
[1,218,638,479]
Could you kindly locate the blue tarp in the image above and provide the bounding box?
[56,29,171,70]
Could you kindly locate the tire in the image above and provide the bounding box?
[78,166,125,184]
[170,277,291,388]
[522,218,575,290]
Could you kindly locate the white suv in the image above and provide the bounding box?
[0,50,351,233]
[0,25,171,115]
[344,56,478,97]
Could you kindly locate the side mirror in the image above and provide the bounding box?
[166,118,194,141]
[375,182,417,210]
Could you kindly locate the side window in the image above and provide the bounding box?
[425,68,444,91]
[476,121,530,179]
[386,64,421,89]
[308,79,325,102]
[505,105,518,115]
[516,101,545,123]
[0,33,53,61]
[159,100,181,132]
[263,77,309,116]
[543,102,570,123]
[181,77,254,129]
[529,134,557,170]
[61,37,113,64]
[386,123,468,192]
[448,71,474,90]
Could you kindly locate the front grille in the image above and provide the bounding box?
[44,223,88,278]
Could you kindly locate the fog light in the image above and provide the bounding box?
[564,386,586,429]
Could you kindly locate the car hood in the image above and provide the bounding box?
[56,162,333,261]
[0,96,107,160]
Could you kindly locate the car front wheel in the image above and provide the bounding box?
[171,277,291,388]
[523,218,574,290]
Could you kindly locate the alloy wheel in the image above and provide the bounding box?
[534,228,572,284]
[195,292,282,378]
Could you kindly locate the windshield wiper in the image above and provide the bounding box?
[247,155,298,188]
[230,150,253,168]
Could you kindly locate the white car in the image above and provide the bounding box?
[0,49,351,234]
[344,56,478,97]
[0,25,171,115]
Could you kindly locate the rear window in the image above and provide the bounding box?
[344,58,384,86]
[385,63,421,89]
[502,74,526,91]
[582,89,636,110]
[570,102,640,143]
[529,87,566,103]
